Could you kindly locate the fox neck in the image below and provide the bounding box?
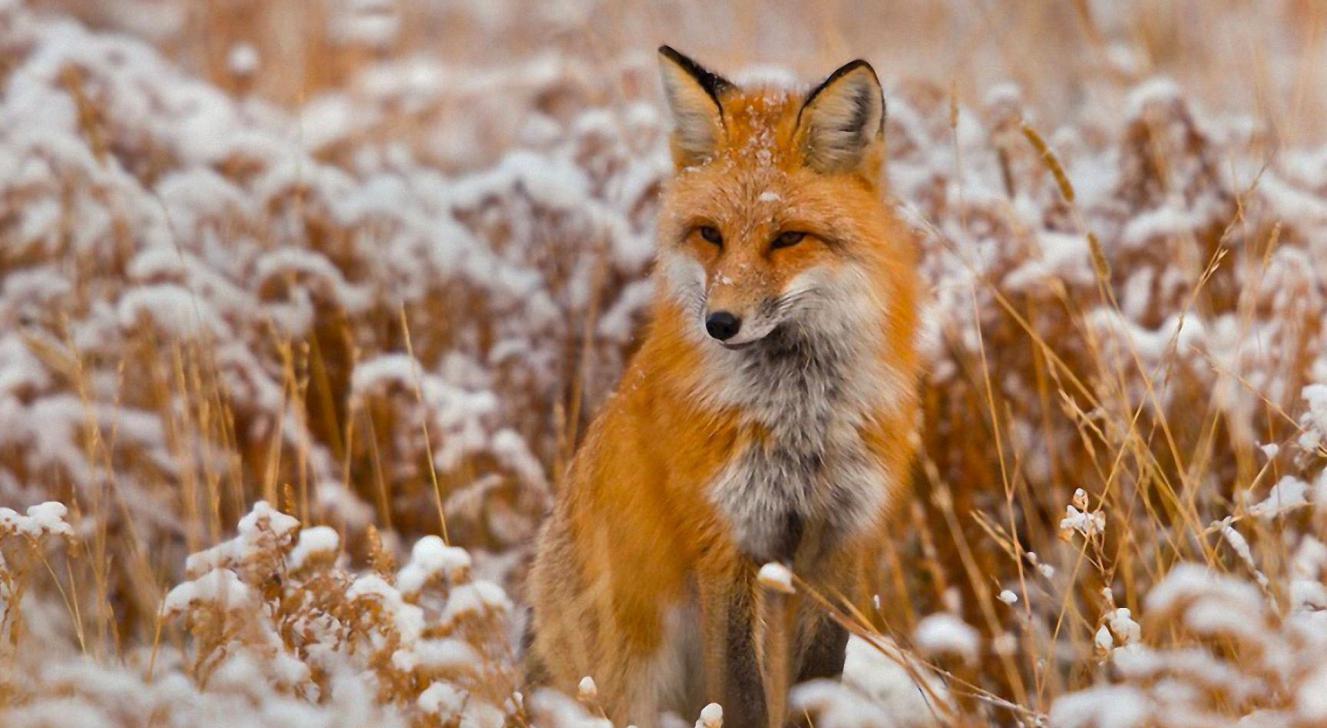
[704,319,872,437]
[681,271,900,431]
[661,270,904,563]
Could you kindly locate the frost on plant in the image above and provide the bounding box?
[3,1,1327,726]
[4,501,519,726]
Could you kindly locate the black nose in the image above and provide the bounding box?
[705,311,741,341]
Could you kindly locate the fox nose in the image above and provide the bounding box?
[705,311,741,341]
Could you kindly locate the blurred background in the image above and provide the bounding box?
[36,0,1327,159]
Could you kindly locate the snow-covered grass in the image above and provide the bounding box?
[4,0,1327,726]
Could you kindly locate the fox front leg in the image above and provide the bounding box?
[754,585,799,728]
[726,583,770,727]
[699,561,769,727]
[795,614,849,682]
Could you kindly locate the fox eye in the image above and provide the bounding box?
[698,226,723,246]
[771,231,806,250]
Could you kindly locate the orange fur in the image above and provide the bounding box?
[527,49,920,726]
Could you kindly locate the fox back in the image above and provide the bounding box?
[527,47,921,727]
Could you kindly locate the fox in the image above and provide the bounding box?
[526,46,921,727]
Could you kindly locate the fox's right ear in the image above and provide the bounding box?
[796,60,885,178]
[658,46,732,168]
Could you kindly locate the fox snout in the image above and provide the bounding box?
[702,292,786,348]
[704,310,741,341]
[702,281,782,347]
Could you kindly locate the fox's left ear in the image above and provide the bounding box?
[658,46,734,168]
[796,60,886,178]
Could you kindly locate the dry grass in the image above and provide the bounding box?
[3,1,1327,726]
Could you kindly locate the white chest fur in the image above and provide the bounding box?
[700,324,901,563]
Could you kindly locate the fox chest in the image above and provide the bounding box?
[708,422,888,563]
[702,349,894,564]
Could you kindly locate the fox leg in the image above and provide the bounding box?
[789,540,869,695]
[795,614,849,682]
[699,560,768,727]
[758,510,812,725]
[728,580,770,727]
[755,586,799,728]
[699,573,729,707]
[589,599,689,728]
[599,654,664,728]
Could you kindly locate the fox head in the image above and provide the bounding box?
[655,46,909,353]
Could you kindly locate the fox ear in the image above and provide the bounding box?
[658,46,733,167]
[796,60,885,176]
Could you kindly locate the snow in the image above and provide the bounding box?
[1297,667,1327,722]
[226,43,259,76]
[397,535,472,594]
[1262,172,1327,223]
[1119,200,1204,250]
[1060,504,1106,539]
[0,501,72,539]
[696,702,723,728]
[287,526,340,571]
[239,501,301,540]
[913,613,980,664]
[393,638,478,671]
[1299,384,1327,451]
[92,496,525,726]
[1106,608,1141,646]
[186,501,301,576]
[418,682,466,716]
[1143,563,1262,617]
[1214,519,1268,587]
[347,573,426,641]
[1095,625,1114,652]
[1125,77,1183,118]
[116,284,224,338]
[757,562,795,594]
[1248,475,1316,519]
[794,635,950,727]
[3,2,1327,726]
[1050,685,1150,728]
[439,581,512,627]
[528,689,614,727]
[1004,231,1094,290]
[577,676,598,701]
[162,568,253,614]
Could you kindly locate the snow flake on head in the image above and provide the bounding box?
[731,65,800,90]
[699,85,799,171]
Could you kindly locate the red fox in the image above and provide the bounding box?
[526,46,920,727]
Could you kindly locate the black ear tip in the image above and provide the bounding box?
[656,46,734,102]
[803,58,883,113]
[658,45,685,63]
[838,59,880,83]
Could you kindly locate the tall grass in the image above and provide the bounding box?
[3,1,1327,726]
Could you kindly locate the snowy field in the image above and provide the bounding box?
[3,0,1327,725]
